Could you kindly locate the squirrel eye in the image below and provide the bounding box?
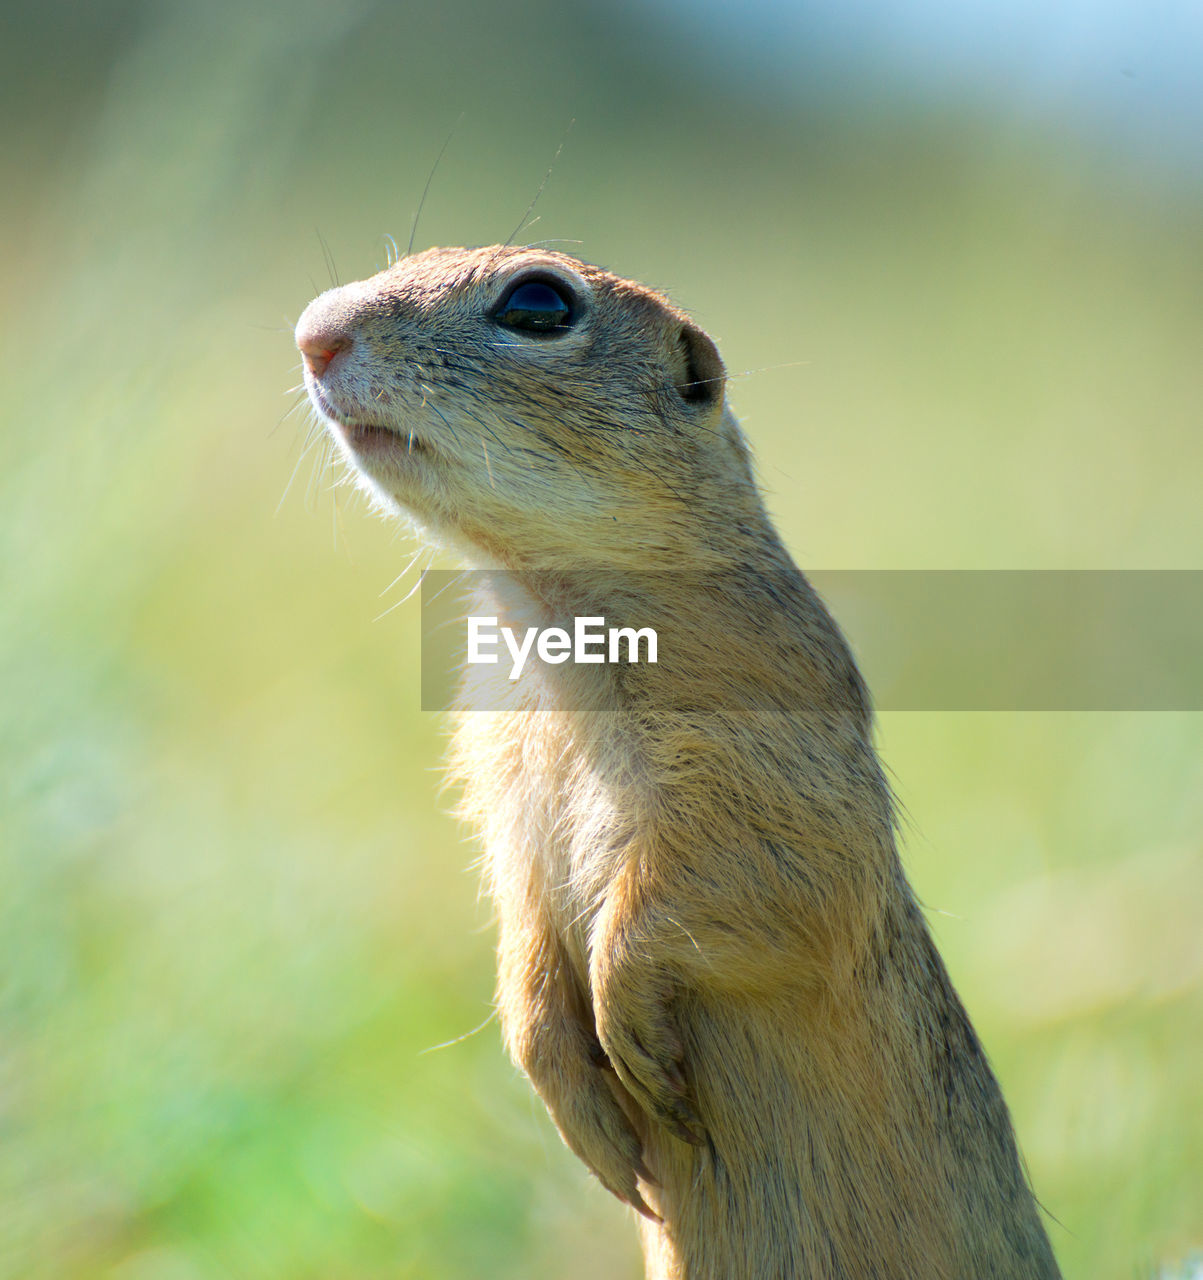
[494,279,574,334]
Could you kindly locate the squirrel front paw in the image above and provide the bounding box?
[591,918,706,1147]
[508,1004,661,1220]
[542,1045,663,1221]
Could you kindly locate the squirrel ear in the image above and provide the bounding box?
[673,323,725,406]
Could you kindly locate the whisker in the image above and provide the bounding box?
[276,412,324,514]
[373,554,435,621]
[302,417,328,451]
[268,391,311,440]
[424,568,466,607]
[707,360,809,385]
[307,435,334,514]
[316,228,340,287]
[379,546,428,598]
[331,450,350,554]
[419,1008,499,1055]
[499,118,575,253]
[409,113,464,257]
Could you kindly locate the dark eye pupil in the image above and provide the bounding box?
[496,280,573,333]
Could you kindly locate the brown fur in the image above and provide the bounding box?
[295,246,1061,1278]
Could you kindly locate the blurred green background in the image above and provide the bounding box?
[2,1,1201,1276]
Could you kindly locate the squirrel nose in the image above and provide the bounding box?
[295,313,352,378]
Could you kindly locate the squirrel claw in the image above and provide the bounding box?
[665,1101,706,1146]
[629,1189,662,1223]
[598,1170,661,1222]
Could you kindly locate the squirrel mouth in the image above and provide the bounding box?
[309,385,426,456]
[344,420,402,444]
[342,419,428,458]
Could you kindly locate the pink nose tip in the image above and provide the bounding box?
[295,317,351,378]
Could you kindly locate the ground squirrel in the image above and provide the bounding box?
[295,245,1061,1278]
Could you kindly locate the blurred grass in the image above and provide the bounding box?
[1,1,1201,1276]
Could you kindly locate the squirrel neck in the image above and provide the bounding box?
[463,526,873,736]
